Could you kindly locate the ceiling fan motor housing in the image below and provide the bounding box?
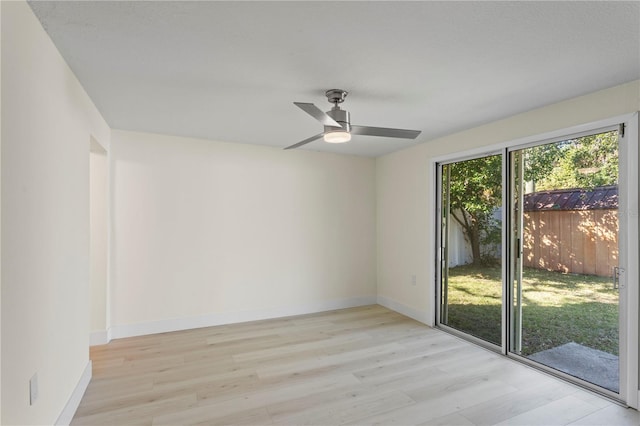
[325,107,351,132]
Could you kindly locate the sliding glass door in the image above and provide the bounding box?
[437,126,628,400]
[438,154,504,347]
[509,130,621,393]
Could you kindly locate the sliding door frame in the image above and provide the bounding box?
[435,149,508,354]
[432,113,639,408]
[504,123,626,403]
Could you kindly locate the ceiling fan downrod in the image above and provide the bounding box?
[325,95,351,132]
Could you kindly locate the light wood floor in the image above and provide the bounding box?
[73,305,639,425]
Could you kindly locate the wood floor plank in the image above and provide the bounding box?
[192,407,273,426]
[457,379,578,425]
[78,377,155,406]
[568,404,640,425]
[153,374,361,425]
[350,378,517,425]
[231,331,373,363]
[274,389,415,425]
[72,393,198,425]
[75,385,198,418]
[254,341,406,381]
[352,344,482,385]
[418,412,476,426]
[71,305,636,426]
[494,395,606,425]
[264,382,376,421]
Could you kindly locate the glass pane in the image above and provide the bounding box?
[511,130,620,393]
[440,154,503,346]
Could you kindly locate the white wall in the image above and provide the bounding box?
[1,2,110,424]
[90,142,108,339]
[376,79,640,400]
[110,130,376,336]
[0,1,3,420]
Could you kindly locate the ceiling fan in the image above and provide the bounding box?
[284,89,422,150]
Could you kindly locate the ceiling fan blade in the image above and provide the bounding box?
[294,102,341,127]
[284,133,324,150]
[351,125,421,139]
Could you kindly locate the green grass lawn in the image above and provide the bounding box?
[444,264,619,355]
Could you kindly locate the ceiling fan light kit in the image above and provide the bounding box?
[324,131,351,143]
[285,89,421,150]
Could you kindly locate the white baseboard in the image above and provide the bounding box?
[111,296,377,339]
[377,295,432,326]
[89,328,112,346]
[55,360,92,426]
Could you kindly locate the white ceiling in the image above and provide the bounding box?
[28,1,640,157]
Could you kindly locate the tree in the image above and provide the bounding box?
[445,155,502,266]
[523,143,562,184]
[445,130,618,266]
[534,131,618,191]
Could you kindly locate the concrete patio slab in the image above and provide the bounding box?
[527,341,618,392]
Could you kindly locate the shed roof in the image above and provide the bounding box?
[523,185,618,211]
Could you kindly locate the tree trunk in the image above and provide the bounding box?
[470,226,481,265]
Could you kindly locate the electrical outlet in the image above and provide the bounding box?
[411,275,417,286]
[30,373,38,405]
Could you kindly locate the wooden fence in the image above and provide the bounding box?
[522,209,618,277]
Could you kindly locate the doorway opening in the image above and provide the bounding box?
[90,138,108,344]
